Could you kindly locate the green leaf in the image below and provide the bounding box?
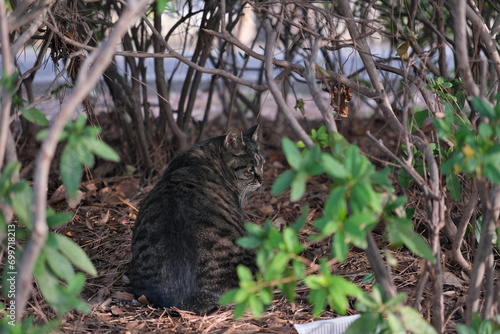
[362,273,375,283]
[386,311,406,334]
[82,125,101,138]
[398,229,436,263]
[258,287,274,305]
[52,233,97,276]
[244,222,265,238]
[478,319,494,334]
[248,294,264,318]
[324,186,347,221]
[233,299,249,319]
[385,196,408,212]
[471,97,495,119]
[326,289,349,315]
[283,227,302,253]
[411,109,430,132]
[33,260,63,309]
[10,180,33,228]
[446,172,461,201]
[84,138,120,162]
[309,288,327,317]
[236,236,262,249]
[237,265,253,283]
[321,154,349,181]
[290,171,307,202]
[46,209,73,228]
[333,229,349,262]
[271,170,295,196]
[278,277,296,302]
[344,213,377,249]
[385,292,407,308]
[304,275,326,290]
[328,131,350,157]
[346,313,381,334]
[74,114,88,132]
[20,107,48,126]
[44,246,75,282]
[350,181,381,214]
[264,252,289,280]
[344,145,368,179]
[399,306,438,334]
[60,145,83,199]
[456,324,477,334]
[220,288,239,305]
[74,141,95,167]
[292,259,306,279]
[268,227,282,248]
[282,137,302,170]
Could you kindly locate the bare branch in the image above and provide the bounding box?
[452,183,478,273]
[453,0,480,97]
[366,233,398,299]
[263,19,313,148]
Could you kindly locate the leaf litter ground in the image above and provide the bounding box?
[18,120,474,333]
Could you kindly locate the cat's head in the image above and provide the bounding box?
[223,125,264,194]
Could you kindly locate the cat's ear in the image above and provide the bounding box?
[224,127,245,153]
[244,125,259,142]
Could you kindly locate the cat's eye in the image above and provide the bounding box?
[247,166,255,174]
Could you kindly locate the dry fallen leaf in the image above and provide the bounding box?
[137,295,150,305]
[110,305,126,316]
[112,291,135,301]
[443,271,463,288]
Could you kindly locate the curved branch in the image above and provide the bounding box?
[452,183,478,272]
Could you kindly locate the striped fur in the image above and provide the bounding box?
[128,126,264,314]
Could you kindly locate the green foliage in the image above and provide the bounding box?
[20,107,49,126]
[222,128,434,326]
[38,114,120,198]
[155,0,175,13]
[0,111,119,329]
[457,314,500,334]
[348,285,437,334]
[434,94,500,184]
[0,313,61,334]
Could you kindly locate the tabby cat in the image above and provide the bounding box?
[127,126,264,314]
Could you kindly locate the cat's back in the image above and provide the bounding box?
[128,126,264,314]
